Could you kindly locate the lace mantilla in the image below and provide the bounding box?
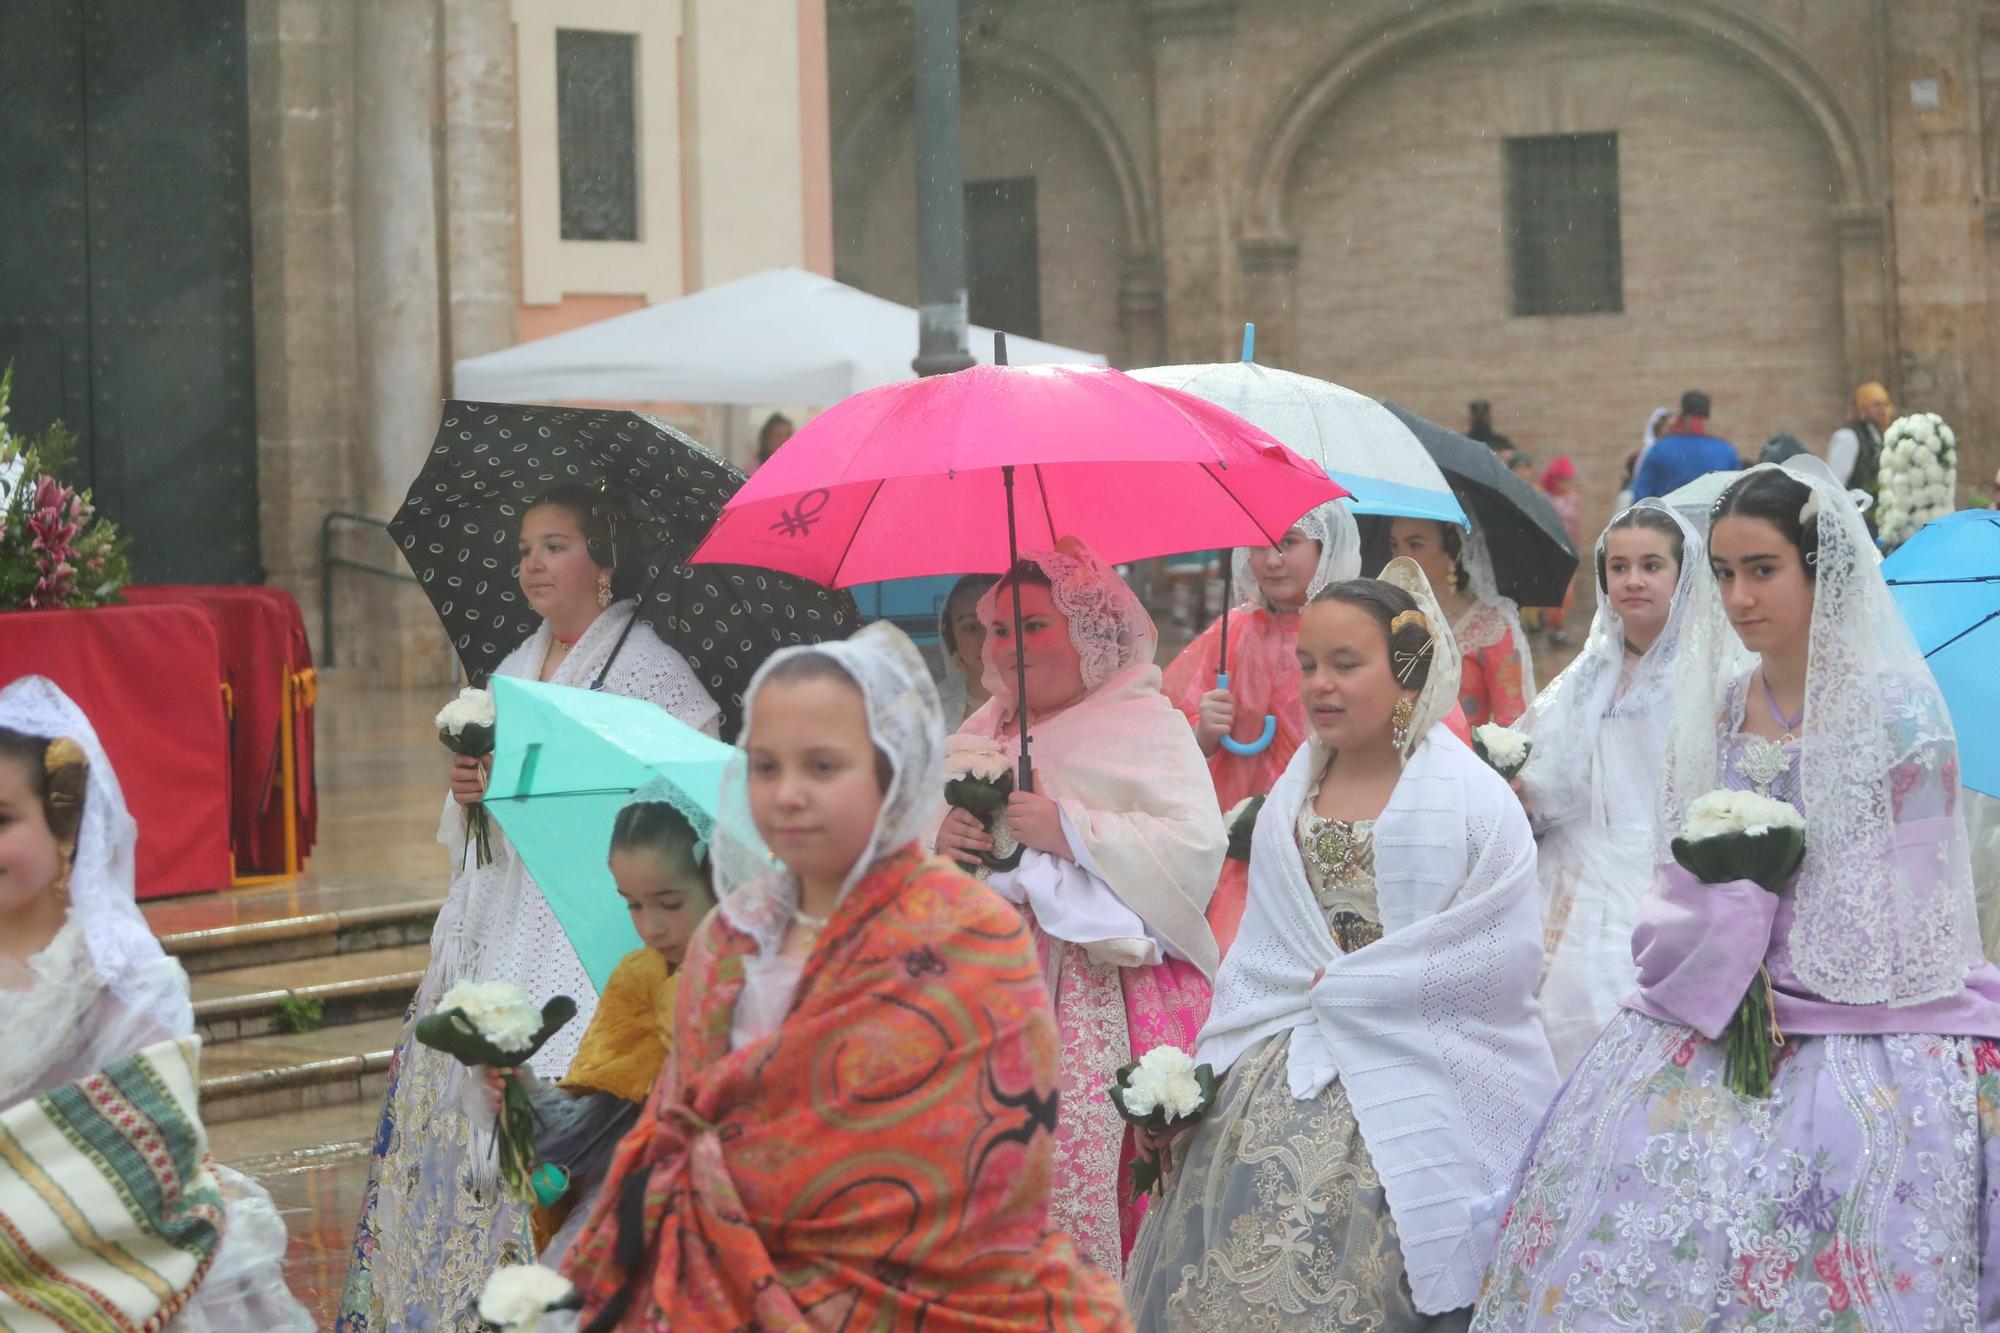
[1229,498,1361,611]
[0,677,191,1048]
[715,622,945,952]
[978,538,1158,697]
[1660,456,1980,1006]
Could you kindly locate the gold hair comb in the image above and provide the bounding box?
[1390,609,1429,635]
[44,738,85,807]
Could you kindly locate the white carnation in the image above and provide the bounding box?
[436,686,496,734]
[1126,1046,1207,1121]
[1473,723,1531,769]
[439,979,542,1053]
[1683,789,1804,842]
[478,1264,574,1330]
[946,737,1012,784]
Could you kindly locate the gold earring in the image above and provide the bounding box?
[596,570,614,609]
[1391,697,1415,751]
[52,847,73,905]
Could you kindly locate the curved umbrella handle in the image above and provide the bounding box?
[1213,670,1277,757]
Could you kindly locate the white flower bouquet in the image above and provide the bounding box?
[1472,723,1533,781]
[1224,794,1265,864]
[1668,789,1806,1098]
[477,1264,580,1330]
[438,686,498,867]
[943,736,1023,873]
[416,980,577,1203]
[1875,412,1958,549]
[1109,1045,1216,1199]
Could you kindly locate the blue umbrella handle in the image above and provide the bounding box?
[1214,670,1277,756]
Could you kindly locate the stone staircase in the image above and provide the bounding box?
[162,897,441,1129]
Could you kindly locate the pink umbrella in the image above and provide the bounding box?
[691,356,1345,784]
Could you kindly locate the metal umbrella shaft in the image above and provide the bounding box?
[1003,463,1034,792]
[1214,552,1276,756]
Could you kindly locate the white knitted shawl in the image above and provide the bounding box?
[1195,723,1558,1314]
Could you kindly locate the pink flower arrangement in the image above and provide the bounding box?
[0,362,132,608]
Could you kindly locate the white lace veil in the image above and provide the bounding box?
[1374,556,1463,762]
[1460,511,1537,698]
[1229,499,1362,612]
[1660,455,1980,1006]
[712,622,946,951]
[1518,501,1716,828]
[628,777,714,862]
[0,677,190,1039]
[976,537,1159,701]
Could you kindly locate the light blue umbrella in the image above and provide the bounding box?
[1131,326,1467,527]
[483,676,734,988]
[1883,509,2000,797]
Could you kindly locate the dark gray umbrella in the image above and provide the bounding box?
[391,401,857,737]
[1367,402,1580,607]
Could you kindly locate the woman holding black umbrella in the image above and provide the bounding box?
[340,485,720,1332]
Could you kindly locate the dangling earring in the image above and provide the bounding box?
[1391,697,1415,751]
[596,570,614,609]
[52,846,73,905]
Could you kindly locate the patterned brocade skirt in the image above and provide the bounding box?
[1123,1030,1466,1332]
[1472,1011,2000,1330]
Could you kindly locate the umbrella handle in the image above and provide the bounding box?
[1214,670,1277,756]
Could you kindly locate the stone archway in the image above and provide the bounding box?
[1238,2,1865,539]
[1241,0,1872,245]
[831,34,1161,364]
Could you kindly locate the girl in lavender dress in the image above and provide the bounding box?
[1473,457,2000,1329]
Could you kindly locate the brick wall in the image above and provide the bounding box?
[1283,11,1848,549]
[835,62,1132,362]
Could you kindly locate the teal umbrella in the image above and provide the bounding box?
[483,676,734,989]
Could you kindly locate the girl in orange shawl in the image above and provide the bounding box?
[1163,500,1361,953]
[560,623,1127,1331]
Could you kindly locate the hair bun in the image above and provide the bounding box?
[42,736,88,844]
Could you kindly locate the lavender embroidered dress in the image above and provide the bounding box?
[1473,689,2000,1330]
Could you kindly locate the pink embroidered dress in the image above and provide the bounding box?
[944,539,1224,1274]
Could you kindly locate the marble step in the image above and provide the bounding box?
[198,1014,404,1125]
[161,898,442,975]
[192,944,428,1044]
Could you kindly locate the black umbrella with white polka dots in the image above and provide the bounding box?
[390,401,857,737]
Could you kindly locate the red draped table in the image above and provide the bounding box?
[124,586,318,878]
[0,603,233,897]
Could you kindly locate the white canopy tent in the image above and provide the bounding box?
[452,267,1105,406]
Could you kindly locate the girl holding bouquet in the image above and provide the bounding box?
[932,539,1224,1271]
[1516,501,1734,1074]
[1163,499,1362,952]
[481,783,717,1269]
[560,623,1127,1329]
[342,486,720,1330]
[1124,561,1557,1330]
[1474,458,2000,1329]
[0,677,312,1330]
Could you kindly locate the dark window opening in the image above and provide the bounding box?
[558,29,639,242]
[966,177,1041,338]
[1505,132,1622,316]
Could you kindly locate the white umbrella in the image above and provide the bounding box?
[1131,330,1465,526]
[452,267,1104,406]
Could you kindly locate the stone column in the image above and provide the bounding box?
[1236,237,1299,370]
[353,0,454,684]
[1118,254,1165,368]
[440,0,518,365]
[247,0,360,662]
[1833,205,1892,392]
[1146,0,1239,364]
[1884,0,1992,469]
